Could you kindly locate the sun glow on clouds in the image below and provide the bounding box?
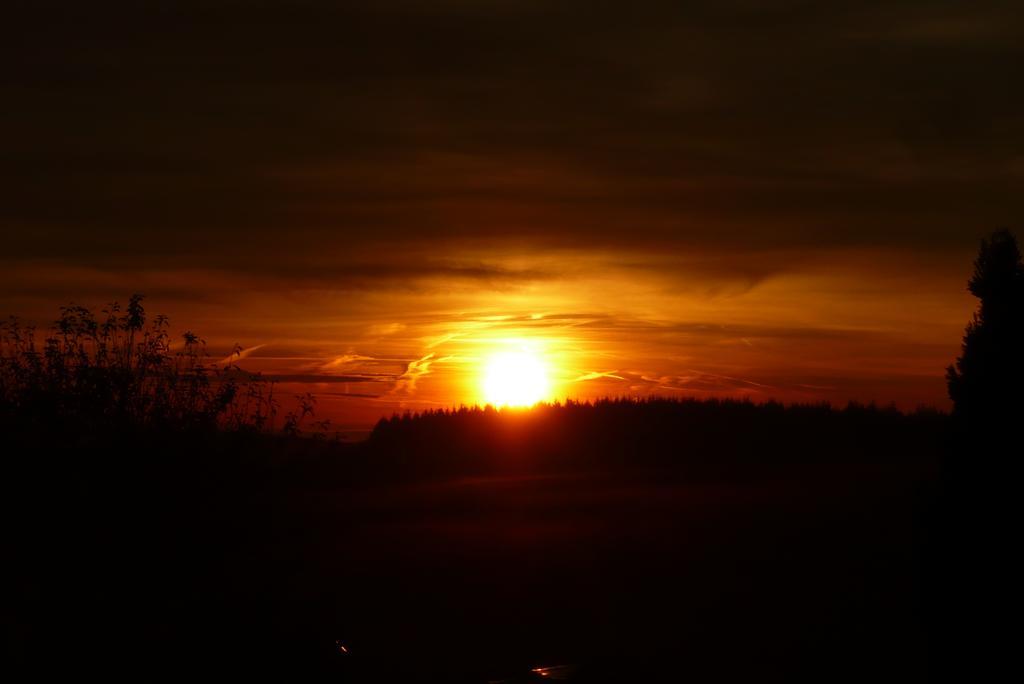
[7,247,968,431]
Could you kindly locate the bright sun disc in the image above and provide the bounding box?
[482,350,550,407]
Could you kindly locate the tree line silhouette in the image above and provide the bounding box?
[368,398,945,481]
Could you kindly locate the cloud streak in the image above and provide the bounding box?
[391,353,452,398]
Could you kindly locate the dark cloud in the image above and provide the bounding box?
[3,0,1022,270]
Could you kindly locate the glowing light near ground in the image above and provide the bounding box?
[482,349,550,407]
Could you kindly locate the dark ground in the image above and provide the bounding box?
[6,401,995,681]
[12,397,1011,679]
[296,465,935,682]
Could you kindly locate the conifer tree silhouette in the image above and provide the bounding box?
[946,230,1024,421]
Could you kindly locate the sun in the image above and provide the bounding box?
[482,349,551,407]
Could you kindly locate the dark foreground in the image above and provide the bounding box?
[298,465,935,682]
[11,399,1014,681]
[10,452,941,680]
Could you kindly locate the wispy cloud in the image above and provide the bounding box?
[601,369,777,396]
[391,353,452,397]
[254,373,384,384]
[573,370,626,383]
[215,343,267,366]
[319,353,376,370]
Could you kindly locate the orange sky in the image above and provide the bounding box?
[3,2,1018,434]
[0,244,977,435]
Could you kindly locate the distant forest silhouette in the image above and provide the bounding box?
[368,398,945,480]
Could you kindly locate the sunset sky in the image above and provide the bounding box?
[4,1,1023,433]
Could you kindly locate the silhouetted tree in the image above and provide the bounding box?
[946,230,1024,421]
[935,233,1024,683]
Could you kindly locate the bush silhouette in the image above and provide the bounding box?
[0,294,279,435]
[946,230,1024,422]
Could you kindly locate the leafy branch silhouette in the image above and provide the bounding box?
[0,294,323,436]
